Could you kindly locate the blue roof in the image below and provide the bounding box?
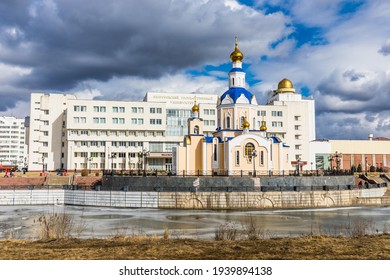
[220,87,254,104]
[204,136,213,143]
[270,136,282,143]
[229,67,244,73]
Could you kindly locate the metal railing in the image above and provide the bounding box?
[102,169,355,177]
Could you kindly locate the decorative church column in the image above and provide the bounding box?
[227,142,233,176]
[202,140,207,175]
[278,143,283,174]
[186,143,190,175]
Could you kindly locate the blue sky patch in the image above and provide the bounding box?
[338,0,365,15]
[289,24,328,47]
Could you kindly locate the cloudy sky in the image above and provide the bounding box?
[1,0,389,140]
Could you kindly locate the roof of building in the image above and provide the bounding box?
[220,87,254,104]
[374,137,390,141]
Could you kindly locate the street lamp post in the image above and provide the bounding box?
[297,158,301,176]
[252,150,257,177]
[137,151,142,175]
[41,156,45,175]
[129,153,132,176]
[88,157,92,174]
[110,153,116,175]
[141,149,150,177]
[334,152,342,172]
[365,156,368,173]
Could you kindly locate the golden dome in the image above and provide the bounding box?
[192,100,199,113]
[277,78,296,93]
[242,117,250,129]
[260,120,267,131]
[230,36,243,62]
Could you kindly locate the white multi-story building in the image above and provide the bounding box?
[27,40,315,172]
[0,116,28,169]
[27,86,315,172]
[28,92,218,172]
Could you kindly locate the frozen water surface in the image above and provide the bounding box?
[1,205,389,239]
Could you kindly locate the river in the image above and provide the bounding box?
[1,205,389,239]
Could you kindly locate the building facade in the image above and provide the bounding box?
[27,39,316,172]
[28,92,218,172]
[174,38,314,175]
[310,135,390,172]
[0,116,27,169]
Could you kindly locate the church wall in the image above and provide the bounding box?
[174,146,187,174]
[187,137,203,172]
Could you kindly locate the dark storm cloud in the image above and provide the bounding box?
[378,40,390,56]
[0,0,288,111]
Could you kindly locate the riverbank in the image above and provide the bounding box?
[1,234,390,260]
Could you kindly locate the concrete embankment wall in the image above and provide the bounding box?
[0,187,388,209]
[0,188,64,205]
[101,176,356,192]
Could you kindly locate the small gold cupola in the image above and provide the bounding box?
[242,117,250,130]
[192,98,199,113]
[230,36,244,62]
[260,119,267,131]
[277,78,296,93]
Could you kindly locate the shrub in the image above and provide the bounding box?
[369,165,376,172]
[214,222,238,241]
[36,211,74,239]
[81,169,89,176]
[357,164,362,172]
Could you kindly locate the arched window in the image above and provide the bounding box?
[232,78,235,86]
[226,116,231,129]
[194,125,199,134]
[245,143,255,163]
[236,151,240,165]
[214,143,217,161]
[241,116,245,127]
[260,151,264,165]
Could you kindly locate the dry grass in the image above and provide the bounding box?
[1,213,389,260]
[0,234,390,260]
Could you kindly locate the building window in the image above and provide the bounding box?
[150,108,156,114]
[119,107,125,113]
[226,116,230,129]
[272,121,283,127]
[100,118,106,124]
[236,151,240,165]
[131,107,137,113]
[203,109,209,115]
[245,143,255,163]
[150,119,162,125]
[119,118,125,124]
[271,111,283,117]
[260,151,264,165]
[194,125,199,134]
[112,107,118,113]
[210,109,215,115]
[112,118,118,124]
[214,143,217,161]
[138,118,144,125]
